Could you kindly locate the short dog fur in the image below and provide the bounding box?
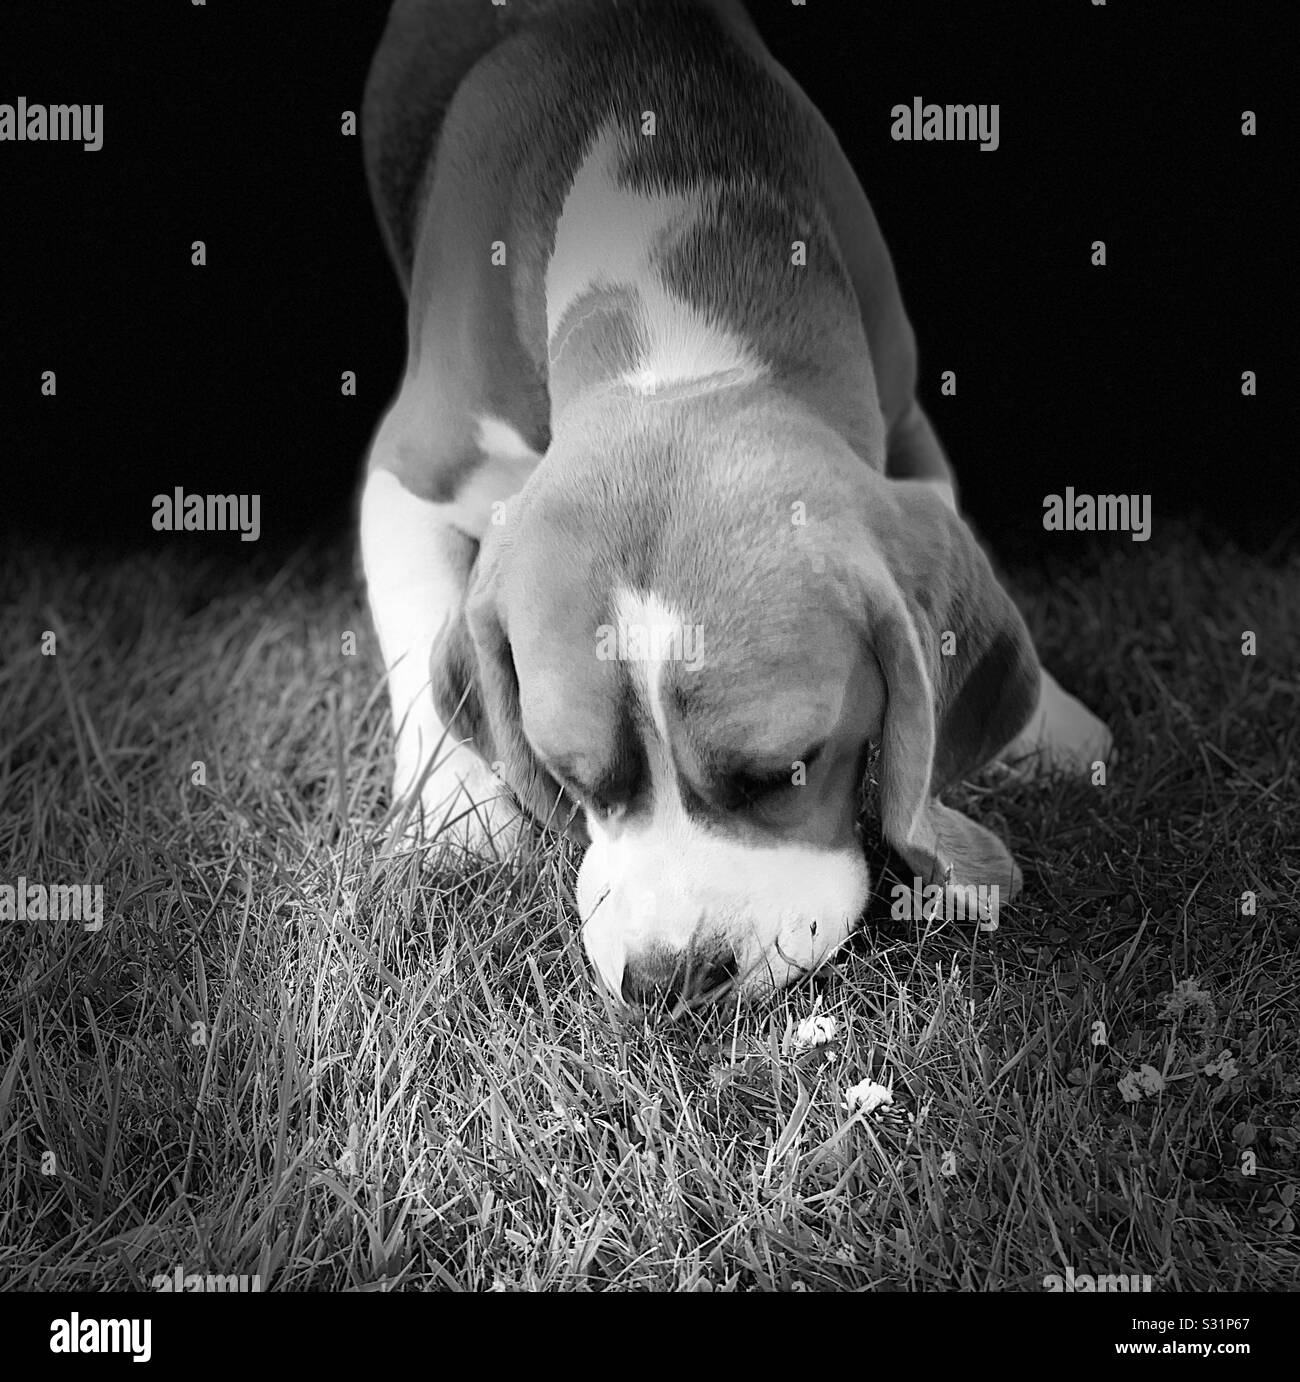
[359,0,1113,1003]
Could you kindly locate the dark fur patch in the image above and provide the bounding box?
[933,628,1038,789]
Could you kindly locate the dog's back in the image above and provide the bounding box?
[362,0,913,459]
[363,0,771,285]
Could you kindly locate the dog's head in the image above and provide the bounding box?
[431,386,1038,1003]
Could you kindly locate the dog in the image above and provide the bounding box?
[359,0,1113,1004]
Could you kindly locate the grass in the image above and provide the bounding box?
[0,525,1297,1291]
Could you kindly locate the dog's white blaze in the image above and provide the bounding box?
[546,119,765,395]
[612,586,682,744]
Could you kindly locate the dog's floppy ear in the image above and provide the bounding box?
[853,480,1039,895]
[429,544,584,841]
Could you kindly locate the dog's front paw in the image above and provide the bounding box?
[1000,669,1113,779]
[387,751,525,860]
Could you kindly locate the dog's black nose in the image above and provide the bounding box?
[621,946,737,1006]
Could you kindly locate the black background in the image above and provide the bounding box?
[1,1,1293,555]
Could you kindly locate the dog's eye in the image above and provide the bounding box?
[726,743,824,810]
[740,770,794,796]
[729,769,796,809]
[733,744,823,794]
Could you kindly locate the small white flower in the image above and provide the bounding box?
[843,1079,893,1115]
[795,1013,840,1049]
[1136,1063,1165,1094]
[551,1098,584,1133]
[1158,978,1216,1025]
[1117,1071,1142,1103]
[1118,1064,1165,1103]
[335,1122,360,1175]
[1204,1051,1238,1081]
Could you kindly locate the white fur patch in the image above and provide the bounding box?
[476,414,541,467]
[360,464,516,846]
[361,468,463,799]
[545,122,675,341]
[1000,668,1113,777]
[447,416,542,537]
[546,120,765,397]
[360,409,540,795]
[620,282,764,396]
[926,479,958,513]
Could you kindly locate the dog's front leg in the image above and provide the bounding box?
[360,451,520,855]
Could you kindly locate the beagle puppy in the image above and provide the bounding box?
[359,0,1112,1003]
